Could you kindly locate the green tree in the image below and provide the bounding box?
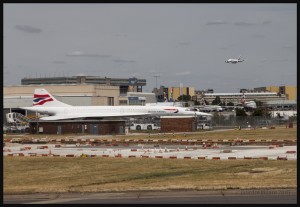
[235,108,247,116]
[178,94,191,102]
[255,100,263,107]
[211,96,221,105]
[211,111,226,126]
[194,100,200,105]
[227,102,234,106]
[220,101,226,106]
[252,108,271,117]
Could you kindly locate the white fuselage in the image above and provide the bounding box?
[21,88,212,121]
[23,105,211,120]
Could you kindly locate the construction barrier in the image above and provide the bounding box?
[228,157,236,160]
[131,149,137,151]
[169,156,177,159]
[183,156,191,159]
[244,157,252,159]
[198,157,206,160]
[286,151,296,154]
[128,155,136,158]
[212,157,220,160]
[155,156,163,159]
[141,155,149,158]
[102,155,109,157]
[66,154,75,157]
[277,156,287,160]
[259,157,268,160]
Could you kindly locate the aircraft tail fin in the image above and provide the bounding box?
[238,55,241,60]
[33,88,71,107]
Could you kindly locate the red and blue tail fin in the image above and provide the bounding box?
[33,89,71,107]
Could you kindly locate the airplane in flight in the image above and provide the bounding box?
[225,55,244,64]
[20,89,212,121]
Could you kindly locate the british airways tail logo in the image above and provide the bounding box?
[33,94,53,106]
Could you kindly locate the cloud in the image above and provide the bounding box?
[272,58,289,62]
[262,20,272,25]
[251,34,265,39]
[174,71,191,76]
[282,44,293,49]
[178,41,191,46]
[15,25,42,33]
[4,69,10,75]
[260,58,268,63]
[113,58,136,63]
[52,60,66,64]
[219,47,228,50]
[66,51,111,58]
[206,20,229,26]
[234,22,256,26]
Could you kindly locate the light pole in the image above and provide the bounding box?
[153,75,160,89]
[153,75,160,103]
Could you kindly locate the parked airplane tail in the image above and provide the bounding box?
[238,55,241,60]
[33,88,71,107]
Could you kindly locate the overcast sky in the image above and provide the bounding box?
[3,3,297,92]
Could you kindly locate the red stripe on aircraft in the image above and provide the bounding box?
[34,94,51,98]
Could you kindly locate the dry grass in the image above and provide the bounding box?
[4,157,296,194]
[4,126,297,141]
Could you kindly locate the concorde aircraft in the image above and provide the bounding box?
[225,55,244,64]
[20,89,212,121]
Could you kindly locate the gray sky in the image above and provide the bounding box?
[4,3,297,92]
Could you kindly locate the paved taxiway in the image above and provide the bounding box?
[4,189,297,204]
[3,143,297,160]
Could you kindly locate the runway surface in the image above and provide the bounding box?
[4,189,297,204]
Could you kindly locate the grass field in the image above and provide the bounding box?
[4,157,296,194]
[3,126,297,194]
